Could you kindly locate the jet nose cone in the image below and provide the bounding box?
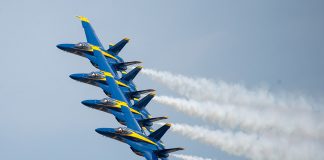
[56,44,75,52]
[95,128,108,135]
[56,44,65,50]
[95,128,115,136]
[69,74,82,81]
[81,100,95,107]
[95,128,104,134]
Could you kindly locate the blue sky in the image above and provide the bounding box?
[0,0,323,160]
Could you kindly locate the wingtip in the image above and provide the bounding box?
[123,37,130,41]
[149,92,156,96]
[76,16,90,22]
[165,123,172,127]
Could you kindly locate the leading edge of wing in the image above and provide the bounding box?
[121,105,142,132]
[93,49,142,132]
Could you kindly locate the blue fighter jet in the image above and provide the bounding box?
[69,66,154,101]
[81,96,167,131]
[56,16,141,75]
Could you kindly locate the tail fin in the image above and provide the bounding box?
[133,93,155,110]
[115,61,142,71]
[121,66,142,82]
[138,117,168,127]
[128,89,155,99]
[107,38,129,55]
[148,123,171,141]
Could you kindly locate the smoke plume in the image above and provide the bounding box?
[171,154,214,160]
[169,123,324,160]
[142,68,315,111]
[154,95,323,140]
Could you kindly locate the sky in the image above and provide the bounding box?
[0,0,323,160]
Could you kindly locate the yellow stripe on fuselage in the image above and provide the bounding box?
[105,103,140,115]
[127,131,156,145]
[108,99,140,114]
[90,45,118,60]
[97,73,129,88]
[115,81,129,88]
[101,71,113,77]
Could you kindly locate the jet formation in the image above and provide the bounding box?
[57,16,183,160]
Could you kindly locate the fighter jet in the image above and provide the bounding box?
[96,125,183,160]
[56,16,140,75]
[81,96,167,132]
[69,66,154,101]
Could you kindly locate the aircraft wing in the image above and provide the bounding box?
[76,16,104,49]
[93,49,123,99]
[121,105,142,132]
[142,151,158,160]
[93,48,142,132]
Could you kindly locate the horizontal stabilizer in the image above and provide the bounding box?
[107,38,129,55]
[132,89,155,95]
[129,89,155,99]
[148,123,171,141]
[121,66,142,82]
[138,116,168,127]
[156,148,184,158]
[115,61,142,71]
[133,93,155,110]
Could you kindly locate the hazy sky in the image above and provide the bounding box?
[0,1,323,160]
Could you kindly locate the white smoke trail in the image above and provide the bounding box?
[171,154,214,160]
[141,68,315,111]
[154,95,324,140]
[169,123,324,160]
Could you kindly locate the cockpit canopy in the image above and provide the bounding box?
[75,42,91,50]
[100,97,116,104]
[115,127,131,135]
[89,72,104,79]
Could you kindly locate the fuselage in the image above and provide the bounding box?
[56,42,124,77]
[69,72,134,103]
[96,127,165,157]
[81,99,152,127]
[69,72,130,90]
